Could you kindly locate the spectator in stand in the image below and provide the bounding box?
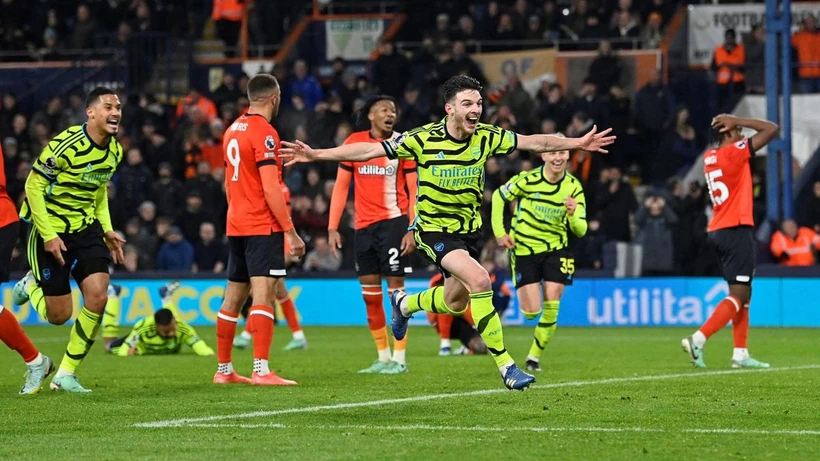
[791,15,820,94]
[636,193,678,276]
[595,167,637,242]
[479,1,501,39]
[106,181,126,233]
[398,85,429,131]
[642,0,674,28]
[610,11,640,45]
[151,162,184,219]
[289,59,324,110]
[641,12,664,50]
[494,13,522,44]
[433,13,452,44]
[176,190,214,245]
[540,119,558,135]
[798,181,820,233]
[770,219,820,266]
[176,88,218,123]
[60,92,86,128]
[372,41,410,100]
[745,23,766,94]
[444,41,488,86]
[212,0,244,56]
[123,217,158,269]
[498,73,536,133]
[712,28,745,109]
[524,15,547,44]
[35,28,62,61]
[303,236,342,272]
[30,95,62,135]
[121,245,141,273]
[303,167,326,199]
[118,147,155,216]
[307,96,345,149]
[157,226,194,272]
[606,85,630,149]
[575,218,607,269]
[453,15,478,45]
[193,222,227,273]
[276,93,310,142]
[211,71,242,108]
[0,93,19,138]
[587,40,622,95]
[572,80,608,126]
[185,161,222,211]
[9,114,31,157]
[69,3,97,50]
[137,200,157,235]
[200,119,225,173]
[634,68,675,179]
[536,82,572,131]
[656,106,700,183]
[138,120,171,171]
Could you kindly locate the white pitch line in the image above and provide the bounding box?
[133,364,820,428]
[182,423,820,437]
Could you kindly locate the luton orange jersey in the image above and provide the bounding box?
[0,144,18,228]
[329,131,417,230]
[703,138,755,232]
[223,113,286,236]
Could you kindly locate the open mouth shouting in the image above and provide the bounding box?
[465,114,478,130]
[549,158,566,171]
[383,117,395,131]
[106,117,120,131]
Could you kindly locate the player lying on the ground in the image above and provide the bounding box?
[681,113,778,369]
[491,134,587,372]
[427,272,488,356]
[0,141,53,394]
[13,87,126,393]
[106,307,214,356]
[328,95,417,374]
[102,280,182,348]
[282,75,615,390]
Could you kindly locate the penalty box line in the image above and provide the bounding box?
[133,364,820,428]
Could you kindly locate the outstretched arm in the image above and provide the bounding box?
[281,140,385,165]
[517,125,616,154]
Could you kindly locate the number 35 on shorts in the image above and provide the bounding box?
[559,257,575,275]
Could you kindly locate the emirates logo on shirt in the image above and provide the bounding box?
[358,164,396,176]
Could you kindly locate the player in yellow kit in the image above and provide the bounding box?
[491,134,587,372]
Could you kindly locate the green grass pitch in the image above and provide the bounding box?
[2,325,819,460]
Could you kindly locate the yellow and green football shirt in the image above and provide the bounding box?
[20,124,122,240]
[115,316,206,356]
[381,118,517,234]
[491,168,587,256]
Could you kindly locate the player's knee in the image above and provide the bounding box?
[47,307,72,325]
[522,306,541,320]
[84,290,109,312]
[464,272,492,293]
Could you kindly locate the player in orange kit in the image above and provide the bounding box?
[681,114,778,368]
[0,143,54,394]
[233,164,308,352]
[328,95,417,374]
[213,73,306,386]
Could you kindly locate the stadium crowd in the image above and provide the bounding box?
[2,0,819,276]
